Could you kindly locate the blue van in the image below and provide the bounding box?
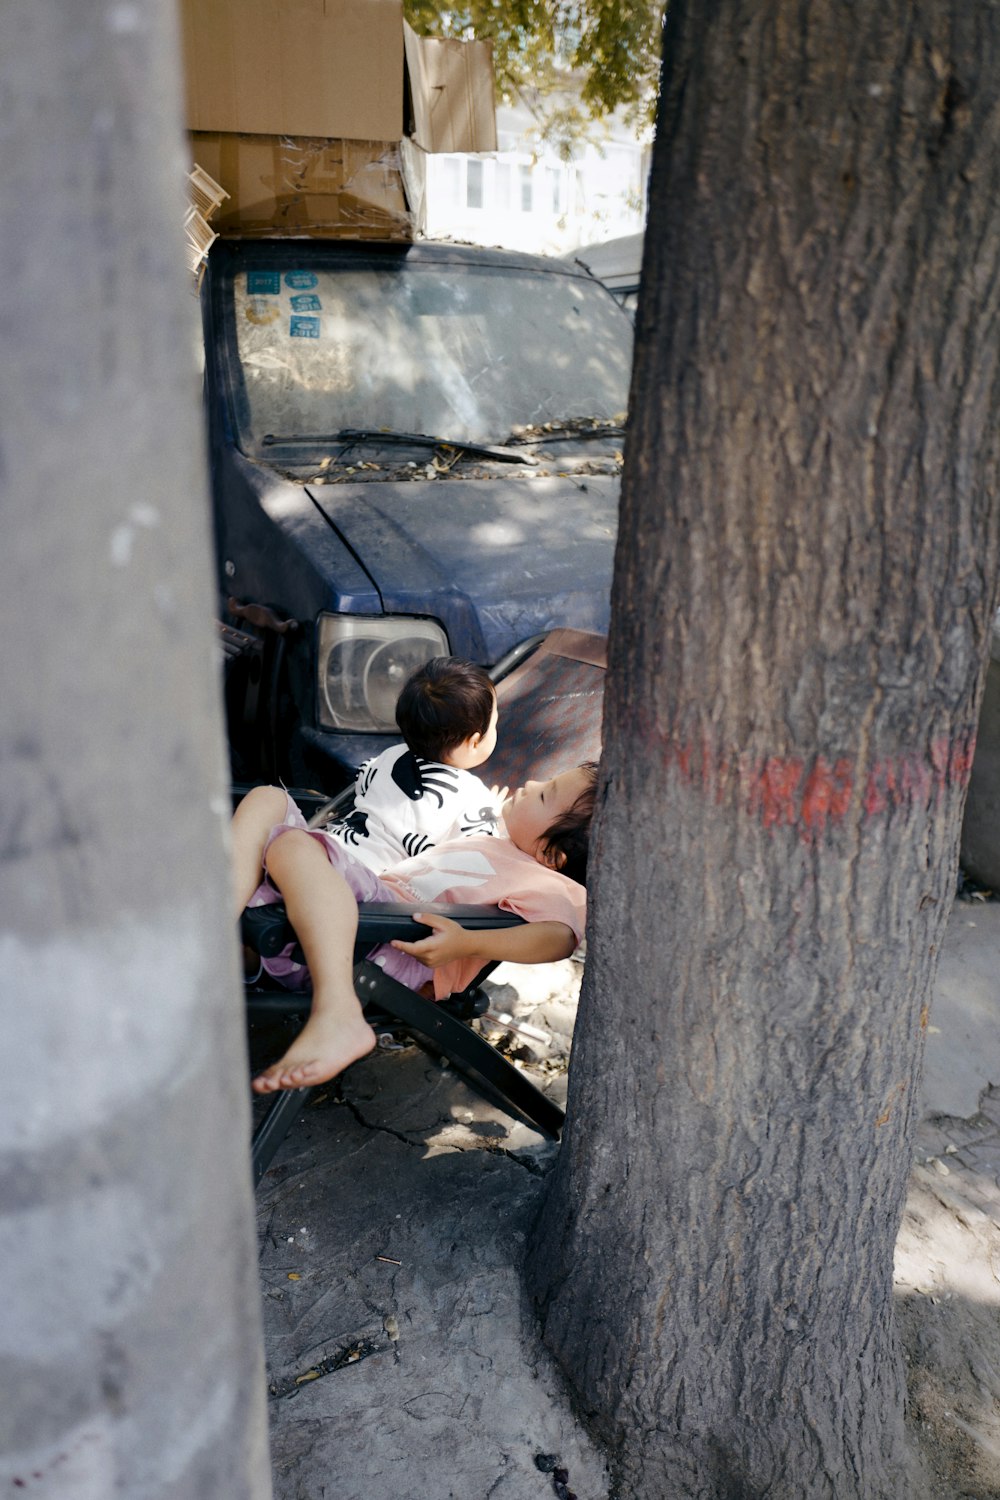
[203,238,633,791]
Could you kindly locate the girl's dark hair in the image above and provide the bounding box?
[540,761,599,886]
[396,656,496,761]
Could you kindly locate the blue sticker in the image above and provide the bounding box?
[248,271,281,295]
[290,293,321,312]
[289,316,321,339]
[285,271,319,290]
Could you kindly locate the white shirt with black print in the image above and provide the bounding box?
[324,743,503,874]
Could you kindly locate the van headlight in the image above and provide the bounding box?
[317,616,450,732]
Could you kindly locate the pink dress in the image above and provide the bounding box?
[250,792,586,998]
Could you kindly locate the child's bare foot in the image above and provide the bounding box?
[252,1007,376,1093]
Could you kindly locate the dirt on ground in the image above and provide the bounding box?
[255,904,1000,1499]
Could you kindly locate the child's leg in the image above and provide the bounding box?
[251,828,376,1093]
[231,785,290,918]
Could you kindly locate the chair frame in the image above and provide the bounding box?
[241,626,607,1185]
[244,900,565,1185]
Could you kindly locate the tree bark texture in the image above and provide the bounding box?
[528,3,1000,1497]
[0,3,271,1495]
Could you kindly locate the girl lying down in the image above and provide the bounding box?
[230,764,598,1094]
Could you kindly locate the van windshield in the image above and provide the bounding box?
[228,261,632,454]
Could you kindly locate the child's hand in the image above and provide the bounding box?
[489,784,509,805]
[391,912,473,968]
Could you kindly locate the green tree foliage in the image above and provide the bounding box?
[405,1,664,142]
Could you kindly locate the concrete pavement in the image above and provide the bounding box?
[922,899,1000,1120]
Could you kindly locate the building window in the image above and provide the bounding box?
[574,167,586,217]
[466,158,484,209]
[520,164,533,212]
[440,157,462,208]
[548,166,562,214]
[494,161,511,211]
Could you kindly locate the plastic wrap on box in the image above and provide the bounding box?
[189,133,420,240]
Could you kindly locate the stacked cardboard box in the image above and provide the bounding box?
[179,0,495,241]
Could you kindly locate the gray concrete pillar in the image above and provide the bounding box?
[0,2,272,1494]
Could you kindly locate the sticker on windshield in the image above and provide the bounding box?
[245,298,280,326]
[285,271,319,290]
[289,315,321,339]
[247,272,281,295]
[290,293,321,312]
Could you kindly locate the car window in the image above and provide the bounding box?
[227,262,632,452]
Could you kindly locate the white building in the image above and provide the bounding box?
[422,97,651,257]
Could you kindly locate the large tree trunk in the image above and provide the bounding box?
[527,3,1000,1496]
[0,2,271,1494]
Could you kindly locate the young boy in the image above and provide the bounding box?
[231,763,598,1095]
[325,657,504,872]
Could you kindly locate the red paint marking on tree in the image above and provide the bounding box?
[949,732,977,784]
[640,716,977,836]
[759,757,805,828]
[829,759,853,820]
[801,756,855,833]
[864,762,889,818]
[801,759,832,833]
[931,738,950,798]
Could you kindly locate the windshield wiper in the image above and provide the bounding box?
[507,418,627,445]
[262,428,538,466]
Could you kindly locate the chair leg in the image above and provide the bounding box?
[354,962,565,1139]
[251,1085,314,1186]
[248,962,565,1188]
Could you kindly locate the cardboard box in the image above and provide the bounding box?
[180,0,404,141]
[180,1,495,150]
[403,22,496,155]
[179,0,494,239]
[189,133,419,239]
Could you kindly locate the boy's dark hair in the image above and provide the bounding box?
[540,761,599,886]
[396,656,496,761]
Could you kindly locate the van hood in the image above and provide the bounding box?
[304,473,619,662]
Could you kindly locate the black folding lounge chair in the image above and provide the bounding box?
[243,627,607,1186]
